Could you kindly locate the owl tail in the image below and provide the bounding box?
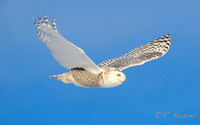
[49,74,62,80]
[49,73,72,84]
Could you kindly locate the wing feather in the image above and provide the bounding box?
[34,14,102,74]
[98,34,171,71]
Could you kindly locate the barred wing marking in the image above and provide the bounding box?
[98,34,171,71]
[34,14,102,74]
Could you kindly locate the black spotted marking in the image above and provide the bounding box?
[164,34,170,38]
[44,14,50,24]
[163,49,167,52]
[37,15,44,24]
[34,19,40,24]
[52,18,58,32]
[71,67,85,71]
[165,46,169,49]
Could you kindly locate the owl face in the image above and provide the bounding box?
[111,71,126,83]
[102,71,126,88]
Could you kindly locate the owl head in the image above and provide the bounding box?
[102,70,126,88]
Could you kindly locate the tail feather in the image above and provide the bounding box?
[49,75,63,80]
[49,73,72,84]
[49,75,58,79]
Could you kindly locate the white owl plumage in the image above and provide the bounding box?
[34,14,171,88]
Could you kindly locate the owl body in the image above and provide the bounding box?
[34,14,171,88]
[50,67,126,88]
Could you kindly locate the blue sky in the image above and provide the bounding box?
[1,0,200,124]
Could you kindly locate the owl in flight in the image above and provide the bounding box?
[34,14,171,88]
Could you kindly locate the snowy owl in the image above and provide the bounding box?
[34,14,171,88]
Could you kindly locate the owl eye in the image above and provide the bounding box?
[117,74,121,77]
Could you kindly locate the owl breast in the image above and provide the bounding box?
[69,70,103,88]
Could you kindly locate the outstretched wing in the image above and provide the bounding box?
[98,34,171,71]
[34,14,102,74]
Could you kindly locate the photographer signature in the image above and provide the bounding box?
[155,112,197,119]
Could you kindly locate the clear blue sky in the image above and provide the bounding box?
[1,0,200,125]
